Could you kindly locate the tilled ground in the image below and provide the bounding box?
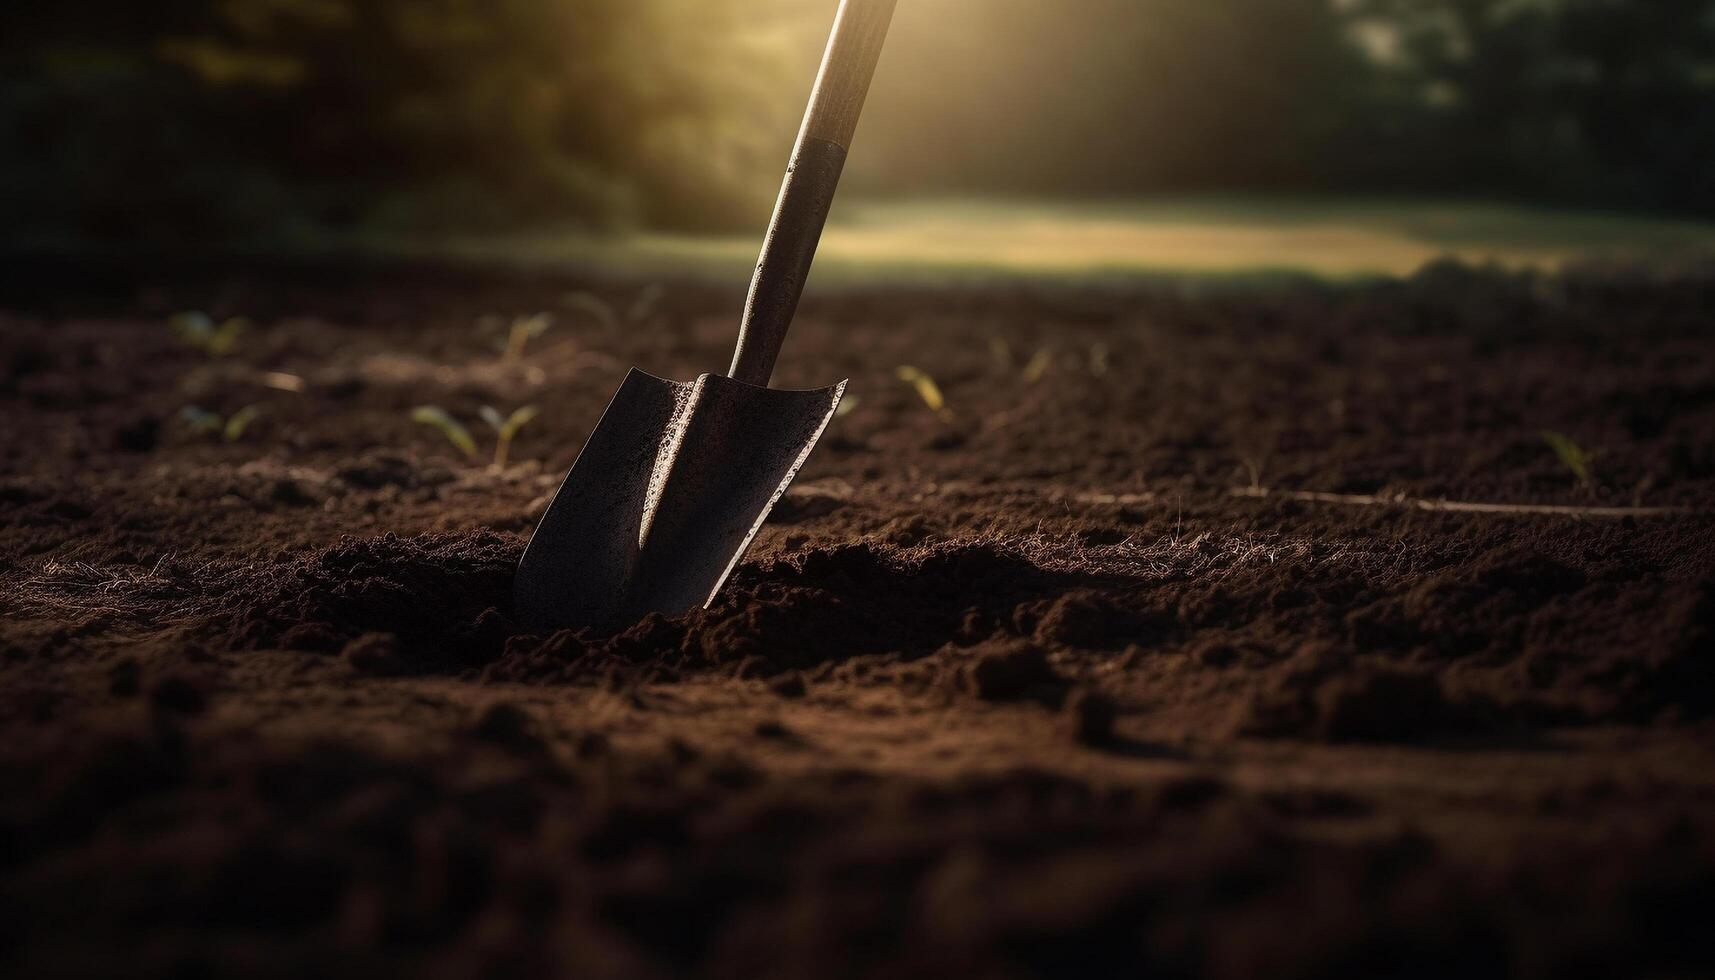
[1,257,1713,978]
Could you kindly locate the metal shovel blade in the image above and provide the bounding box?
[514,368,846,631]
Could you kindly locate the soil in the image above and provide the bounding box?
[2,255,1713,978]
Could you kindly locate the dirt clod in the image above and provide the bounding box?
[149,673,211,716]
[1034,589,1162,649]
[343,632,408,677]
[474,702,548,756]
[1066,688,1118,745]
[768,672,808,699]
[961,640,1066,703]
[1313,668,1466,743]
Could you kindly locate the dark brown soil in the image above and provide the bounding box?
[2,256,1713,978]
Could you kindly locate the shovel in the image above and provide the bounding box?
[515,0,899,630]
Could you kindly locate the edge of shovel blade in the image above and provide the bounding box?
[514,369,845,631]
[514,369,690,630]
[627,372,847,618]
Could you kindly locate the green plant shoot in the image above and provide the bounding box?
[627,283,664,323]
[179,405,223,436]
[1089,342,1110,376]
[503,313,554,364]
[896,365,950,419]
[564,292,620,331]
[412,406,478,459]
[223,405,261,442]
[170,311,247,356]
[1022,347,1054,383]
[479,405,539,469]
[180,404,261,442]
[1541,431,1598,492]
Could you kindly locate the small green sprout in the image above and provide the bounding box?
[180,404,262,442]
[1239,455,1265,492]
[1089,342,1110,377]
[413,404,539,468]
[627,283,664,323]
[1022,347,1054,384]
[502,313,554,365]
[223,405,261,442]
[896,365,950,420]
[834,394,860,419]
[988,338,1013,371]
[563,291,620,331]
[180,405,222,437]
[479,404,540,470]
[412,406,478,459]
[1541,430,1598,493]
[169,311,248,357]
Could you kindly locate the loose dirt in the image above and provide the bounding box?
[2,256,1712,978]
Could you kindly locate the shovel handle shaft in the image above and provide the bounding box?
[728,0,898,387]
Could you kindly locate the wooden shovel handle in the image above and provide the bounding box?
[728,0,898,387]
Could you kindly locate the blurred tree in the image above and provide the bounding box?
[1341,0,1715,212]
[858,0,1715,213]
[0,0,813,242]
[2,0,1712,245]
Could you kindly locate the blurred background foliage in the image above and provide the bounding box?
[3,0,1713,246]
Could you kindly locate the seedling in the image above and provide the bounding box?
[896,365,951,420]
[502,313,554,365]
[224,405,261,442]
[179,404,262,442]
[1235,433,1279,494]
[834,394,860,419]
[1238,455,1266,492]
[169,312,248,357]
[1089,342,1111,377]
[479,404,540,470]
[563,291,621,331]
[1541,430,1598,493]
[989,338,1013,371]
[411,406,478,459]
[627,283,664,323]
[180,406,221,437]
[1022,347,1054,384]
[413,404,539,469]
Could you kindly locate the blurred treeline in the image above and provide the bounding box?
[4,0,1713,245]
[1,0,820,243]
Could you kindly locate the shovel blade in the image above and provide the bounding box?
[515,368,845,630]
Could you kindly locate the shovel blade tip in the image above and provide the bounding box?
[515,370,845,631]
